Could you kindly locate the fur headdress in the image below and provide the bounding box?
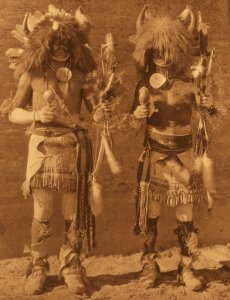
[10,5,96,75]
[132,5,194,75]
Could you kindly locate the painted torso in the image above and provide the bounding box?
[139,78,195,135]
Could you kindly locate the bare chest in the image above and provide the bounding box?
[31,70,85,112]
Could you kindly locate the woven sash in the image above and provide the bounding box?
[145,126,192,154]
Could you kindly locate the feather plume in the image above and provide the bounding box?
[202,152,216,194]
[48,4,60,17]
[75,7,88,26]
[11,25,28,44]
[52,21,59,31]
[102,134,121,174]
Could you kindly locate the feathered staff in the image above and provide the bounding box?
[90,33,123,216]
[189,10,216,210]
[179,6,222,210]
[97,33,122,174]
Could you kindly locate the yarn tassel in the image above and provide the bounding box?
[89,178,103,216]
[202,152,215,209]
[102,134,121,174]
[93,136,105,176]
[202,152,215,193]
[194,156,203,173]
[194,152,215,209]
[206,191,214,210]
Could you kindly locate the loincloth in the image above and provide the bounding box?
[148,150,203,207]
[23,126,92,195]
[30,133,78,191]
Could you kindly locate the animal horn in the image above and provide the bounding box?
[22,12,40,34]
[178,5,190,22]
[187,7,196,33]
[178,5,196,33]
[136,5,150,30]
[22,12,30,35]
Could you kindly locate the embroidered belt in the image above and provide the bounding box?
[29,122,76,137]
[145,126,192,153]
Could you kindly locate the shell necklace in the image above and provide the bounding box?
[47,63,72,96]
[150,64,174,89]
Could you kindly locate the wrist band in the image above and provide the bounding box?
[34,111,40,122]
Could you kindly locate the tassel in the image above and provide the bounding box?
[194,153,215,209]
[93,135,105,176]
[89,178,103,216]
[102,134,121,174]
[202,152,216,194]
[194,156,203,173]
[206,191,214,210]
[21,180,31,198]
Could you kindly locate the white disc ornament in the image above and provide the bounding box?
[149,73,167,89]
[56,67,72,82]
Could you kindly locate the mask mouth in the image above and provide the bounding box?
[50,52,70,62]
[153,58,172,68]
[50,39,70,59]
[50,45,70,61]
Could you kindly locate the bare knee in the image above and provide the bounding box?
[148,200,161,219]
[61,192,76,220]
[176,203,193,222]
[32,188,54,222]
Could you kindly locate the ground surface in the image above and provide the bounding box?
[0,0,229,299]
[0,245,230,300]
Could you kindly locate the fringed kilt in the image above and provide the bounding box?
[30,133,78,191]
[134,148,203,236]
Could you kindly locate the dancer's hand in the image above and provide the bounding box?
[101,101,114,114]
[92,102,114,122]
[133,104,149,119]
[36,105,56,124]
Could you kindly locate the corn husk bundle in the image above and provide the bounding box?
[99,33,124,102]
[94,33,123,173]
[89,34,126,215]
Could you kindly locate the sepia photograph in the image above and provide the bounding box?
[0,0,229,299]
